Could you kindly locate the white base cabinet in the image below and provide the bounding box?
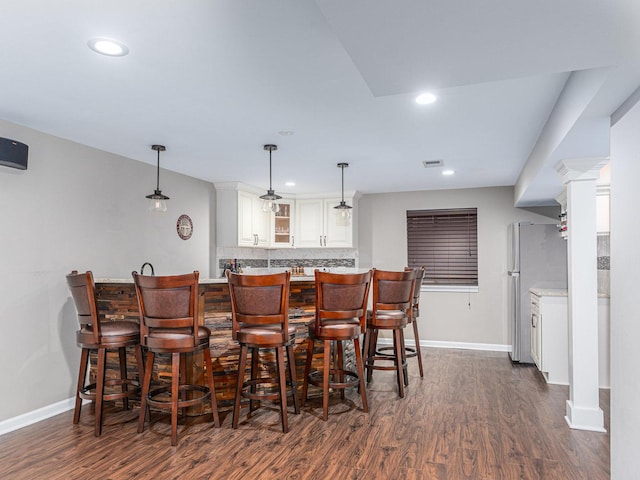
[530,289,610,387]
[530,292,569,385]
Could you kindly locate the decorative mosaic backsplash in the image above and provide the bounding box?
[597,233,610,296]
[218,257,355,270]
[216,247,358,277]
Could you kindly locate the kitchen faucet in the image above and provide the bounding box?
[140,262,155,275]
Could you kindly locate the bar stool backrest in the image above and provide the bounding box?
[405,266,426,317]
[226,271,291,343]
[372,269,416,314]
[132,271,200,350]
[314,269,373,333]
[66,270,101,344]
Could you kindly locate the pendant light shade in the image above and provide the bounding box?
[259,144,282,213]
[146,144,169,212]
[334,162,352,219]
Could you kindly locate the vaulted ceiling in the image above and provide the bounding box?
[1,1,639,205]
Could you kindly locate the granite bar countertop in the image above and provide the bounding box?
[97,267,370,284]
[96,275,316,284]
[530,287,610,299]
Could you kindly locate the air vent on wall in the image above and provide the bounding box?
[422,159,444,168]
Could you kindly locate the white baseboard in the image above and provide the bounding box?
[0,397,76,436]
[377,337,511,353]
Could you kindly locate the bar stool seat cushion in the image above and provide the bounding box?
[237,325,296,346]
[367,310,408,328]
[76,321,139,347]
[308,318,361,339]
[144,326,211,350]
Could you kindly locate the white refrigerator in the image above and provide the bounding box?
[507,222,568,363]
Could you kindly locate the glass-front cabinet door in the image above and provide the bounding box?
[272,200,294,247]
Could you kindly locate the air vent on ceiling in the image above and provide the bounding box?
[422,159,444,168]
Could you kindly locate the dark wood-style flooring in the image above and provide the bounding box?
[0,348,609,479]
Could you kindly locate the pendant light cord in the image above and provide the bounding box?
[156,148,161,191]
[269,148,273,190]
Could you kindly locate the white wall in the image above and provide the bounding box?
[0,120,215,421]
[358,187,558,346]
[610,99,640,478]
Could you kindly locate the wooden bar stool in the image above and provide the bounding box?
[405,266,425,377]
[362,269,416,398]
[132,270,220,446]
[66,270,144,436]
[301,269,372,420]
[226,271,299,433]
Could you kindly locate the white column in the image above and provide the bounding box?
[556,157,607,432]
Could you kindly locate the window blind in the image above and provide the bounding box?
[406,208,478,286]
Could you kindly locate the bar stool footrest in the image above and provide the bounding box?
[147,384,211,410]
[365,355,407,372]
[308,368,360,390]
[79,379,141,402]
[377,344,418,358]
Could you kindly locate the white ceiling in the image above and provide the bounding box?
[1,1,639,204]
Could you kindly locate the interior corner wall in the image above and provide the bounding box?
[0,119,215,422]
[358,186,560,346]
[610,98,640,478]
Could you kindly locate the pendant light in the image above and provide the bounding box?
[146,144,169,212]
[334,162,352,219]
[259,144,281,213]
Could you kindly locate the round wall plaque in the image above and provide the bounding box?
[176,214,193,240]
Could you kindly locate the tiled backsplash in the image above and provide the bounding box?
[216,247,357,277]
[597,233,610,296]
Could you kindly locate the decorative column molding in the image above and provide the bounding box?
[555,157,608,182]
[555,156,607,432]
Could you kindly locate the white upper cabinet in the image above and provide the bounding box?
[271,199,295,248]
[324,197,352,247]
[216,183,354,249]
[215,183,269,247]
[295,197,353,248]
[238,190,269,247]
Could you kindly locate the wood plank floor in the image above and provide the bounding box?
[0,348,609,479]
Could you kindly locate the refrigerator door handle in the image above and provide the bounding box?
[508,271,520,277]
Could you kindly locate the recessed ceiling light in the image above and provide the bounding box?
[278,130,294,136]
[442,169,455,176]
[88,38,129,57]
[415,93,437,105]
[285,181,296,187]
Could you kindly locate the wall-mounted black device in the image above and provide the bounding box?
[0,137,29,170]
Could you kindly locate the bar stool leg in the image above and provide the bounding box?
[74,348,89,424]
[393,329,405,398]
[249,348,259,414]
[286,343,300,413]
[353,337,368,413]
[138,350,154,433]
[170,352,180,446]
[276,347,289,433]
[95,348,107,436]
[204,347,220,428]
[118,347,129,411]
[135,344,145,391]
[413,320,424,377]
[337,341,345,400]
[401,329,409,387]
[322,339,331,421]
[301,338,314,406]
[233,344,248,429]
